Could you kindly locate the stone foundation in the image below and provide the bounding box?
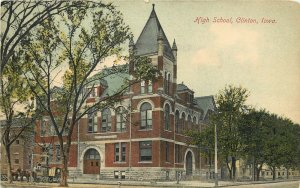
[69,167,203,181]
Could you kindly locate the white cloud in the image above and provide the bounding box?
[192,24,260,66]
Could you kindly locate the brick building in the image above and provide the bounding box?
[34,5,216,180]
[0,120,34,174]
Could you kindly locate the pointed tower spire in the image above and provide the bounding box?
[172,39,177,51]
[172,39,177,61]
[134,5,175,61]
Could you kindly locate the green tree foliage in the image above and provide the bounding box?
[239,109,272,180]
[21,2,158,186]
[215,85,249,180]
[0,57,36,183]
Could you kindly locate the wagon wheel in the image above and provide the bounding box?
[1,174,8,181]
[48,177,53,183]
[42,176,48,183]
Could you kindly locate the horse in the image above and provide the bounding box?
[13,168,30,182]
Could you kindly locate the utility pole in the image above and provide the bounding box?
[214,123,218,187]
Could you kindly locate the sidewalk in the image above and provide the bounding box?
[1,178,299,188]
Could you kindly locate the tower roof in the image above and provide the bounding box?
[135,4,175,61]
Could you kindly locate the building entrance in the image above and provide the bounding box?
[186,151,193,176]
[83,149,100,174]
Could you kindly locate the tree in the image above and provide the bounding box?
[215,85,249,180]
[239,109,270,181]
[21,2,158,186]
[187,123,215,178]
[0,60,36,183]
[0,1,103,183]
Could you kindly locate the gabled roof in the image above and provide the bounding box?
[88,65,129,97]
[135,4,175,61]
[177,83,194,93]
[194,96,216,120]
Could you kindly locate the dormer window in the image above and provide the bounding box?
[141,80,153,94]
[88,87,97,98]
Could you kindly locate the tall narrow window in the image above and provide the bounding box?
[141,80,145,94]
[115,143,126,162]
[116,107,126,132]
[121,143,126,162]
[48,144,53,162]
[88,109,98,133]
[41,119,47,136]
[165,142,170,162]
[148,80,153,93]
[181,113,186,131]
[164,72,167,93]
[188,115,192,129]
[56,145,60,162]
[89,87,97,97]
[140,141,152,161]
[175,144,181,163]
[164,104,171,130]
[167,73,171,94]
[140,102,152,130]
[175,111,180,133]
[115,143,120,162]
[101,108,111,132]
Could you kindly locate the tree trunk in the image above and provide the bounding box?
[60,156,69,187]
[5,145,13,183]
[256,166,262,181]
[232,157,236,181]
[226,159,232,180]
[272,168,276,180]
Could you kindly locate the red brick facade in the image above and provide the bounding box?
[34,5,214,180]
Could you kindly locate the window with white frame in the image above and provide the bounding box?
[116,107,126,132]
[56,145,60,162]
[140,102,152,130]
[164,104,171,130]
[141,80,153,94]
[88,109,98,133]
[175,110,180,133]
[115,143,126,162]
[181,113,186,130]
[88,87,97,98]
[101,108,111,132]
[141,80,145,94]
[140,141,152,161]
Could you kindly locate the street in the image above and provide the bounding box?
[1,180,300,188]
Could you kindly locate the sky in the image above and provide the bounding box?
[109,0,300,123]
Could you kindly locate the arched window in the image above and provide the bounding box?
[188,115,192,129]
[140,102,152,130]
[88,109,98,133]
[193,116,197,125]
[164,72,167,93]
[101,108,111,132]
[181,113,186,131]
[175,110,180,133]
[116,107,126,132]
[164,104,171,130]
[84,149,100,160]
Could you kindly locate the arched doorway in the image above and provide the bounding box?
[83,148,100,174]
[186,151,193,176]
